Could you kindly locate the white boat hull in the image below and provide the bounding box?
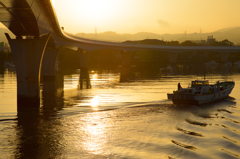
[167,84,234,105]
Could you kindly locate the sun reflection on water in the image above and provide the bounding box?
[91,96,99,110]
[82,113,109,155]
[91,73,98,80]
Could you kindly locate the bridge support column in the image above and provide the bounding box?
[42,47,64,101]
[170,64,178,74]
[42,47,59,81]
[5,33,50,108]
[78,49,91,89]
[120,51,132,82]
[167,52,178,64]
[42,73,64,111]
[220,52,229,63]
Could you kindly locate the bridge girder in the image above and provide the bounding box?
[0,0,40,37]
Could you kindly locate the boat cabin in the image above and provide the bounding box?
[190,80,210,94]
[191,80,209,88]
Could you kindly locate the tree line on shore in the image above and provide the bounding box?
[123,39,234,46]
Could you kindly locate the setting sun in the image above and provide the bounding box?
[55,0,124,31]
[79,0,118,24]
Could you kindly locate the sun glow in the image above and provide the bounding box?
[54,0,240,36]
[65,0,122,27]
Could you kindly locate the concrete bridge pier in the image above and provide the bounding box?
[78,49,91,89]
[42,73,64,111]
[220,52,229,63]
[41,47,64,99]
[42,47,59,81]
[170,64,178,74]
[5,33,50,108]
[120,51,132,82]
[167,52,178,64]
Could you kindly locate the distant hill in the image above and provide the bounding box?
[1,26,240,45]
[75,27,240,45]
[214,27,240,34]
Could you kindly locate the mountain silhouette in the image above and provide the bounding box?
[75,27,240,45]
[1,26,240,45]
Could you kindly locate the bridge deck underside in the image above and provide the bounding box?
[0,0,39,37]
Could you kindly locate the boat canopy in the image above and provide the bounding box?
[192,80,209,86]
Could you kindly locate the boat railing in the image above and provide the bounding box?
[212,80,234,90]
[215,79,234,83]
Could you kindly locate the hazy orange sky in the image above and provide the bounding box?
[52,0,240,34]
[1,0,240,35]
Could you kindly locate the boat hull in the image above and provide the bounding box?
[167,84,234,105]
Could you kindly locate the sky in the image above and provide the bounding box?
[52,0,240,35]
[1,0,240,35]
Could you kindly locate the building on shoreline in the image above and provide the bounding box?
[0,42,11,53]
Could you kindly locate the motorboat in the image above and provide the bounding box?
[167,80,235,105]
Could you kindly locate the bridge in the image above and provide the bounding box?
[1,0,240,108]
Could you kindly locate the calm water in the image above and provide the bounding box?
[0,67,240,159]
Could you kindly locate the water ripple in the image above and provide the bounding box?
[215,124,240,135]
[222,136,238,144]
[185,119,208,127]
[217,116,240,124]
[177,127,204,137]
[217,108,233,114]
[221,149,240,158]
[171,140,197,150]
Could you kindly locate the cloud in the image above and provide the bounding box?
[157,19,170,27]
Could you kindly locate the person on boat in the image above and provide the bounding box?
[178,82,182,90]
